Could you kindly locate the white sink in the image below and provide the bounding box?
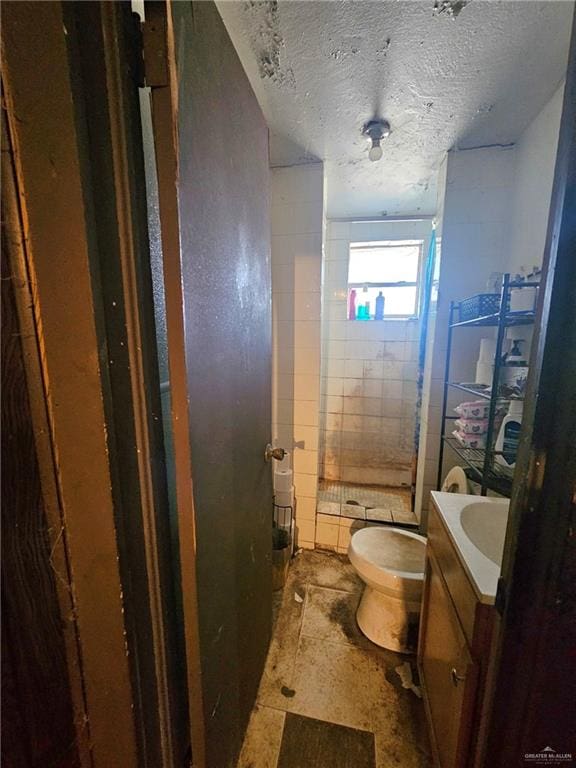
[460,501,509,566]
[430,492,510,603]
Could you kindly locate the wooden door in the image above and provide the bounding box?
[147,3,274,766]
[420,555,478,768]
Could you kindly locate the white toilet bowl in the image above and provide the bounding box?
[348,527,427,653]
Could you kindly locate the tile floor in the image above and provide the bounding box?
[317,480,417,526]
[238,550,431,768]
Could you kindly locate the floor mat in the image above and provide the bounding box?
[277,713,375,768]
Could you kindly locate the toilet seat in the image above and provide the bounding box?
[348,527,427,600]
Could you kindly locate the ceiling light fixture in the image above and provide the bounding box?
[362,119,391,162]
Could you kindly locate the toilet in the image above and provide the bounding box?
[348,527,427,653]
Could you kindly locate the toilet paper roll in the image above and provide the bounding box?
[274,487,295,507]
[277,451,291,471]
[478,338,496,362]
[441,466,473,494]
[274,469,293,492]
[475,361,494,386]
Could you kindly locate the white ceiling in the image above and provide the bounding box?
[217,0,573,218]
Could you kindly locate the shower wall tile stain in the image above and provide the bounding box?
[320,220,433,488]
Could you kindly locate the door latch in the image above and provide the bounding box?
[265,444,286,462]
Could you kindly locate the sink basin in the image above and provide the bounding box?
[460,501,509,565]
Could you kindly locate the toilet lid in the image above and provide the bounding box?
[349,527,426,599]
[351,527,426,575]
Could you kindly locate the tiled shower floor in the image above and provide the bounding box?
[317,480,417,526]
[237,550,431,768]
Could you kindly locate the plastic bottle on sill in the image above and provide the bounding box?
[375,291,385,320]
[348,289,357,320]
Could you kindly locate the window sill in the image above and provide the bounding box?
[346,317,419,323]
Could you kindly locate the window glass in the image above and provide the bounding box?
[347,240,422,318]
[348,241,420,284]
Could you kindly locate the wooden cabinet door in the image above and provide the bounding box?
[419,554,478,768]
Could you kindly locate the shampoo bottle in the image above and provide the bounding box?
[495,400,523,468]
[375,291,385,320]
[348,289,357,320]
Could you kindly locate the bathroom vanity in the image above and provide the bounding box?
[418,492,509,768]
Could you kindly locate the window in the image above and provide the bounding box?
[347,240,423,319]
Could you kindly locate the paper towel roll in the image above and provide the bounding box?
[478,338,496,362]
[274,469,293,492]
[441,466,472,494]
[475,361,494,386]
[274,487,295,507]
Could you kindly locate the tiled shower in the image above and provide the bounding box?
[317,220,433,538]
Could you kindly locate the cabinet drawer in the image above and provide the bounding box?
[428,502,478,644]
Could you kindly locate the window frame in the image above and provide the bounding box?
[347,239,425,319]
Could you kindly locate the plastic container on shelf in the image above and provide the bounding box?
[495,400,524,468]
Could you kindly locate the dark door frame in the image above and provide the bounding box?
[142,1,207,765]
[2,2,188,765]
[481,13,576,766]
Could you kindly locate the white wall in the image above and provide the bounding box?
[271,164,324,549]
[416,145,517,519]
[416,83,564,521]
[508,83,564,274]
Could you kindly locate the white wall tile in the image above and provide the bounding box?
[296,519,316,545]
[272,262,295,293]
[295,496,317,521]
[294,374,320,402]
[293,449,319,475]
[276,374,294,400]
[315,521,339,547]
[325,413,343,431]
[273,320,295,350]
[294,292,321,322]
[326,339,346,359]
[325,377,344,397]
[327,320,348,341]
[294,473,317,499]
[324,358,345,378]
[325,395,343,414]
[342,378,364,397]
[293,424,319,452]
[275,398,293,426]
[362,360,384,379]
[294,321,321,349]
[294,347,321,376]
[293,400,320,427]
[275,291,295,322]
[294,256,321,292]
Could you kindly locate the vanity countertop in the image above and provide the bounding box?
[430,491,509,605]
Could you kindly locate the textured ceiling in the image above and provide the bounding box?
[216,0,573,217]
